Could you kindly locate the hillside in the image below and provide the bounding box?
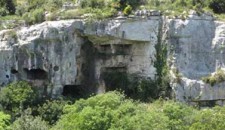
[1,0,225,129]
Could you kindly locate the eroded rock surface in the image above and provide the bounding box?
[0,18,160,97]
[1,13,225,105]
[167,13,225,106]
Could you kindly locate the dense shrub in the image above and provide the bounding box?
[23,8,45,25]
[37,100,69,125]
[202,69,225,86]
[161,101,196,130]
[0,111,10,130]
[209,0,225,14]
[103,72,161,102]
[0,0,15,16]
[123,5,132,16]
[80,0,105,8]
[11,109,49,130]
[52,91,169,130]
[5,0,15,15]
[190,107,225,130]
[0,81,37,114]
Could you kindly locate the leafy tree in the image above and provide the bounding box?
[209,0,225,14]
[6,0,15,14]
[52,91,169,130]
[37,99,69,125]
[0,111,10,130]
[190,106,225,130]
[123,4,132,15]
[0,81,37,115]
[161,101,196,130]
[11,109,49,130]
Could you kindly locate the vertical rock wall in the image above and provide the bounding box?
[167,13,225,106]
[0,18,160,97]
[1,14,225,105]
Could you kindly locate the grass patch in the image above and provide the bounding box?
[202,69,225,86]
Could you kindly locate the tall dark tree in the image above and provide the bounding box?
[209,0,225,14]
[6,0,15,14]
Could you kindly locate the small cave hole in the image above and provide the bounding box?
[6,75,9,78]
[11,69,18,74]
[23,68,48,80]
[53,66,59,71]
[62,85,84,99]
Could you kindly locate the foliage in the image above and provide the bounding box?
[37,99,69,125]
[0,81,37,115]
[1,0,225,26]
[145,0,225,16]
[190,107,225,130]
[0,111,10,130]
[0,0,16,16]
[5,0,16,15]
[22,8,45,25]
[102,71,160,102]
[202,69,225,86]
[52,91,169,130]
[80,0,105,8]
[161,101,196,130]
[123,5,132,16]
[209,0,225,14]
[11,109,49,130]
[154,32,171,99]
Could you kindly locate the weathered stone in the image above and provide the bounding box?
[0,17,160,97]
[1,13,225,105]
[166,14,225,105]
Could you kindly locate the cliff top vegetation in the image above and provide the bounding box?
[0,0,225,26]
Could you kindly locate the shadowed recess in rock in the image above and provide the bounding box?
[23,68,48,80]
[11,69,18,74]
[62,85,85,99]
[101,67,128,92]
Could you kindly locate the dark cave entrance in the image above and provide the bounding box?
[11,69,18,74]
[101,67,129,92]
[193,100,217,108]
[62,85,85,99]
[23,68,48,80]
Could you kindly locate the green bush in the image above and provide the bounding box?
[52,91,169,130]
[23,8,45,25]
[190,107,225,130]
[0,81,37,114]
[209,0,225,14]
[37,100,69,125]
[0,111,10,130]
[103,71,160,102]
[123,4,132,16]
[161,101,196,130]
[0,0,15,16]
[202,69,225,86]
[0,7,8,16]
[80,0,105,8]
[11,109,49,130]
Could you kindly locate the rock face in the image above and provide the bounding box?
[167,13,225,106]
[1,13,225,105]
[0,18,160,97]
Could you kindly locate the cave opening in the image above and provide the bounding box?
[101,67,129,92]
[62,85,85,99]
[11,69,18,74]
[197,100,216,108]
[23,68,48,80]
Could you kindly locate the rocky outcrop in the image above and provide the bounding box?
[167,13,225,106]
[0,17,160,97]
[1,12,225,105]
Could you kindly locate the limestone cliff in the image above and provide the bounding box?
[1,13,225,105]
